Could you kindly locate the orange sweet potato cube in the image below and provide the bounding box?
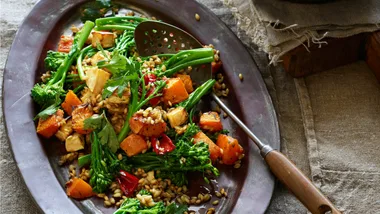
[193,131,222,161]
[37,109,64,138]
[120,134,148,157]
[163,78,189,105]
[175,74,193,93]
[216,134,244,165]
[199,111,223,132]
[61,90,82,115]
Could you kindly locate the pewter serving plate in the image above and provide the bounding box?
[3,0,279,213]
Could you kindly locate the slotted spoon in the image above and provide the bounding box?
[134,20,341,214]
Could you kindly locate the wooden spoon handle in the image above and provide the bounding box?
[265,150,341,214]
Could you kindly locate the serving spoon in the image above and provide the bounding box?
[134,21,341,214]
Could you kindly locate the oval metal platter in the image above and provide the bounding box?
[3,0,280,213]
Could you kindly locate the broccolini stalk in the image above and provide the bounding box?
[31,21,94,107]
[77,45,95,80]
[78,153,91,168]
[157,48,214,77]
[117,73,138,142]
[179,79,216,111]
[87,113,133,192]
[95,16,147,31]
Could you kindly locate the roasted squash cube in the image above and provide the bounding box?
[163,78,189,105]
[175,74,193,93]
[129,114,166,137]
[36,109,64,138]
[62,90,82,115]
[72,105,93,134]
[216,134,244,165]
[199,111,223,132]
[66,178,93,199]
[193,131,222,161]
[120,134,148,157]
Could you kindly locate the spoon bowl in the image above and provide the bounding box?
[134,20,212,85]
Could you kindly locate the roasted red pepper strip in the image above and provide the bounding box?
[146,87,161,106]
[143,73,161,106]
[58,35,73,53]
[117,170,139,197]
[211,60,222,74]
[144,73,157,85]
[151,134,176,155]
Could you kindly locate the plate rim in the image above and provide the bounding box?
[2,0,280,213]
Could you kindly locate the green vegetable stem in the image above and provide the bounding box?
[95,16,146,31]
[157,48,214,77]
[77,45,95,80]
[179,79,216,111]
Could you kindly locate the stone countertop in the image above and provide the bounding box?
[1,0,379,213]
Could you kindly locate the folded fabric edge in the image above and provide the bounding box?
[222,0,276,60]
[222,0,380,64]
[251,0,380,29]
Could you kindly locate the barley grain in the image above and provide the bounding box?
[215,191,222,198]
[104,201,112,207]
[195,13,200,21]
[212,200,219,205]
[110,197,116,204]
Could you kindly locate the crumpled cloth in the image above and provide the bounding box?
[223,0,380,63]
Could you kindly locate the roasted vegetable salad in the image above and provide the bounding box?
[31,6,244,214]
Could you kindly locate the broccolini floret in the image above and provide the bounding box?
[129,124,219,186]
[44,51,67,71]
[114,198,166,214]
[89,132,114,193]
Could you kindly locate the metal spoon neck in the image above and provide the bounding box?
[211,93,273,156]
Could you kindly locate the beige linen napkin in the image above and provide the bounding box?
[223,0,380,63]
